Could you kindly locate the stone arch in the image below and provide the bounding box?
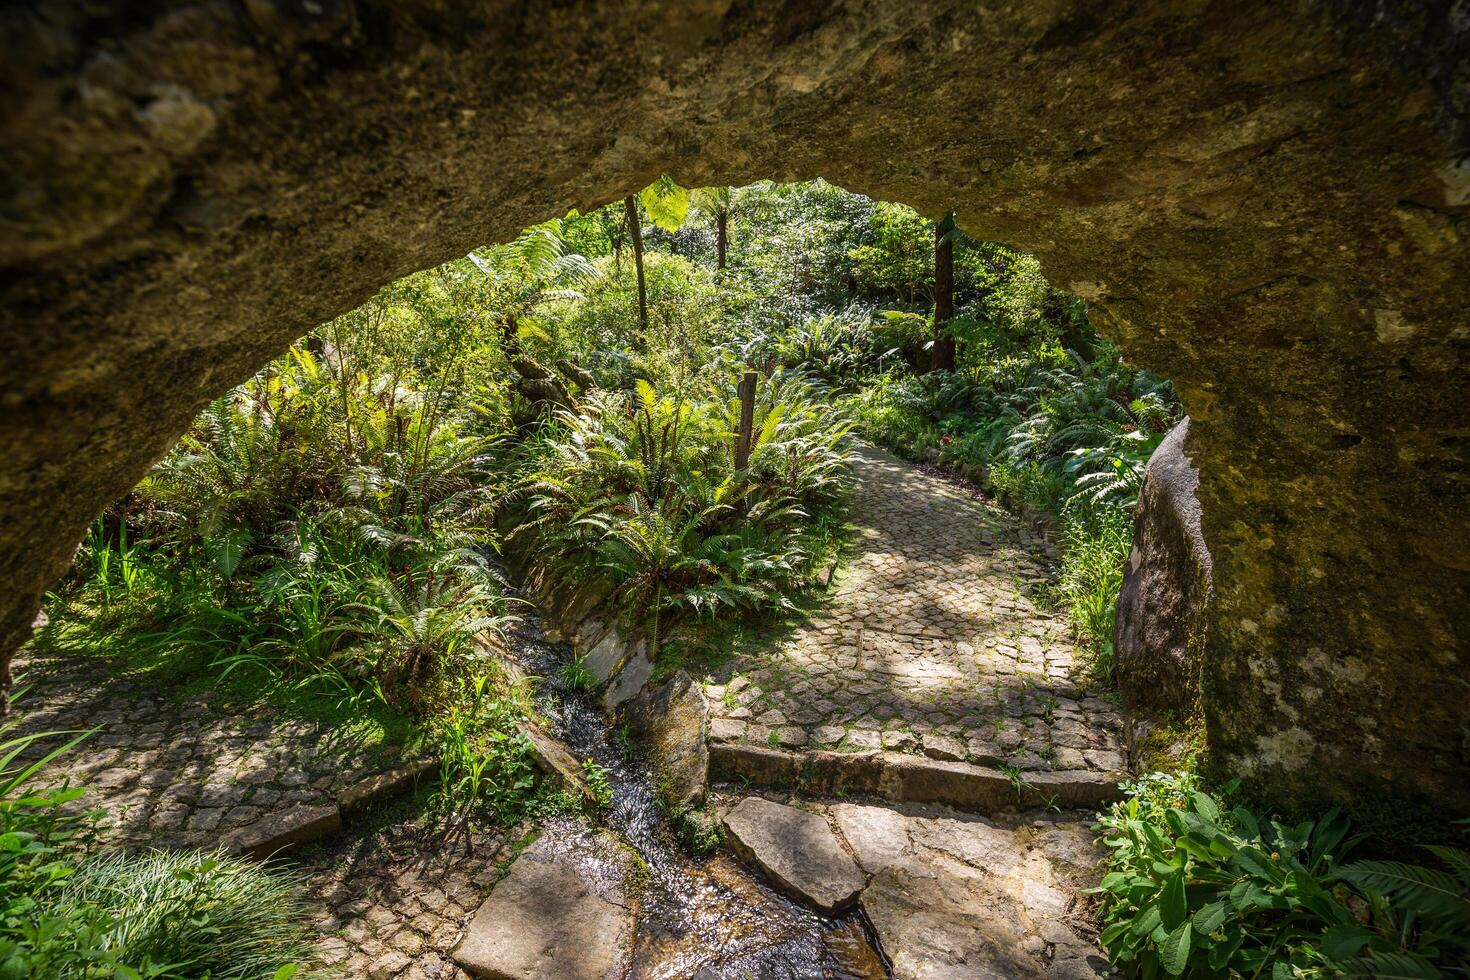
[2,1,1466,816]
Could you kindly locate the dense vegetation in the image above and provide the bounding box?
[11,178,1464,977]
[1094,774,1470,978]
[1,721,311,977]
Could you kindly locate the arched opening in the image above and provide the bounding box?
[2,2,1467,974]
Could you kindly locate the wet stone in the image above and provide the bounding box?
[722,797,864,913]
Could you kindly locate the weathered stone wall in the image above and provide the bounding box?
[2,1,1466,816]
[1115,419,1212,722]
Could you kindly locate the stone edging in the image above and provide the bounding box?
[711,742,1123,812]
[223,758,439,861]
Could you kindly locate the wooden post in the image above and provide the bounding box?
[734,370,757,470]
[715,206,728,272]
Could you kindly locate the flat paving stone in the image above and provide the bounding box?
[722,797,864,913]
[453,836,634,980]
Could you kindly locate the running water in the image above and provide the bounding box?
[505,614,889,979]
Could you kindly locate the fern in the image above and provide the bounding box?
[1336,856,1470,923]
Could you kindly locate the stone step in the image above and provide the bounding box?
[709,742,1123,813]
[718,795,1109,978]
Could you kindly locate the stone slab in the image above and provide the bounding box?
[338,757,439,816]
[709,742,800,787]
[524,727,595,807]
[831,802,911,876]
[602,643,653,710]
[224,802,341,860]
[722,797,864,913]
[453,838,634,979]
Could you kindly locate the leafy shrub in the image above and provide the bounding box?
[0,724,109,978]
[433,670,553,827]
[1057,506,1133,676]
[517,370,852,654]
[1093,773,1470,977]
[55,307,510,713]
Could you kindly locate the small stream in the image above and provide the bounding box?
[505,614,889,979]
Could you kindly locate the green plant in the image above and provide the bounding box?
[0,723,111,979]
[435,694,540,827]
[1331,846,1470,976]
[52,850,311,979]
[517,370,852,649]
[1057,504,1132,672]
[348,562,510,713]
[997,762,1032,801]
[581,759,614,811]
[561,656,594,692]
[1093,774,1470,977]
[671,807,724,855]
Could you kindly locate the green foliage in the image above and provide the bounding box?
[1,722,307,979]
[1093,773,1470,977]
[846,201,934,303]
[639,176,692,233]
[1057,505,1133,676]
[52,851,311,980]
[671,806,724,855]
[434,671,542,826]
[581,759,614,811]
[59,280,512,714]
[560,656,594,692]
[516,367,852,654]
[0,723,109,979]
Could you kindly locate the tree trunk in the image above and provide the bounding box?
[931,212,956,372]
[502,310,519,354]
[734,370,757,470]
[716,207,728,273]
[624,195,648,331]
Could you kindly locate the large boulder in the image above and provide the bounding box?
[1114,419,1213,720]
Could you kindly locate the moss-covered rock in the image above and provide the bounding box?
[1115,419,1212,720]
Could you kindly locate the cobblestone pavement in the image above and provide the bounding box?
[10,646,508,979]
[706,443,1126,775]
[292,806,517,979]
[9,648,412,852]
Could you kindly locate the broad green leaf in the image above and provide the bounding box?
[1160,922,1192,976]
[1099,921,1131,947]
[1159,871,1187,929]
[1130,903,1162,937]
[1321,923,1373,962]
[1191,899,1229,934]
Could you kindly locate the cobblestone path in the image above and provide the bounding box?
[9,651,406,851]
[9,648,496,979]
[706,444,1127,778]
